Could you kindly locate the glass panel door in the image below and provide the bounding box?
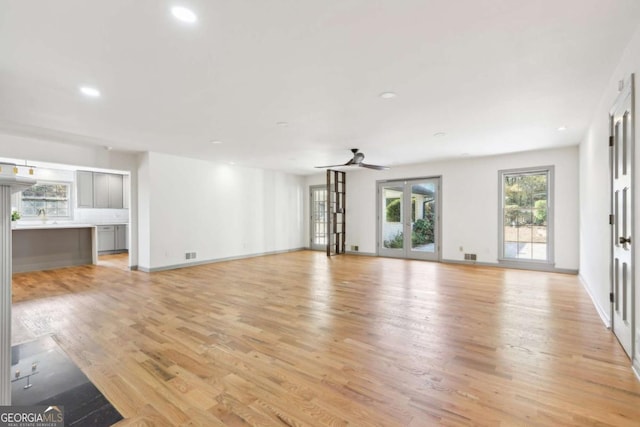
[310,185,328,250]
[378,178,440,260]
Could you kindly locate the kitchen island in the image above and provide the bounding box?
[12,224,97,273]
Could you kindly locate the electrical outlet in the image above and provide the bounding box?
[185,252,191,260]
[191,252,197,259]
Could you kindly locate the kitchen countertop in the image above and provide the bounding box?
[12,223,97,230]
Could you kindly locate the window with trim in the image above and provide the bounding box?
[499,167,553,264]
[18,182,72,219]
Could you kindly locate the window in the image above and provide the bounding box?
[499,167,553,264]
[18,181,72,219]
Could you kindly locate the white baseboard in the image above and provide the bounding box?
[578,274,611,328]
[345,250,376,256]
[138,247,306,273]
[441,258,578,274]
[633,358,640,382]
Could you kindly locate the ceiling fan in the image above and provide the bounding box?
[315,148,389,170]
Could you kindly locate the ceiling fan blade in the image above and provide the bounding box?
[314,164,349,168]
[360,163,389,170]
[315,158,357,168]
[315,150,389,170]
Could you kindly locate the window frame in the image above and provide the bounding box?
[16,180,74,221]
[498,166,554,266]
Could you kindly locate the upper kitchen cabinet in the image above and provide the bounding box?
[77,171,94,208]
[77,171,125,209]
[93,172,109,208]
[108,174,123,209]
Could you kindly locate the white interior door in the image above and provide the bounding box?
[611,75,635,359]
[378,178,440,261]
[310,185,328,250]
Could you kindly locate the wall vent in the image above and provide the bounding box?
[185,252,197,260]
[464,253,477,261]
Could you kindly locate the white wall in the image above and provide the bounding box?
[0,133,139,266]
[580,23,640,368]
[306,146,579,270]
[140,152,305,270]
[137,153,151,269]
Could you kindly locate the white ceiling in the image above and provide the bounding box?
[1,0,639,175]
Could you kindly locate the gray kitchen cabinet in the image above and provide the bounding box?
[93,173,110,208]
[108,174,123,209]
[97,225,116,252]
[78,171,124,209]
[77,171,94,208]
[115,225,127,250]
[98,224,128,253]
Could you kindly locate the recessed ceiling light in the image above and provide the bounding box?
[229,161,235,165]
[276,121,289,127]
[433,132,446,137]
[79,86,101,98]
[209,140,223,144]
[379,92,397,99]
[557,126,567,131]
[171,6,197,23]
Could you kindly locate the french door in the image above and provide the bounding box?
[378,177,440,260]
[310,185,328,250]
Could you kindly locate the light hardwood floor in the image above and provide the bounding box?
[11,251,640,426]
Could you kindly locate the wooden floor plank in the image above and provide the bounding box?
[11,251,640,426]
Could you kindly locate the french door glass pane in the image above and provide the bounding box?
[382,186,403,249]
[410,183,436,253]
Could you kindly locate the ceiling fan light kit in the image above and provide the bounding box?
[315,148,389,171]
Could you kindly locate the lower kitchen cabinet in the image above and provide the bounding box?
[97,224,128,253]
[115,225,127,250]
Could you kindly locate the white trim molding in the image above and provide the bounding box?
[579,274,612,328]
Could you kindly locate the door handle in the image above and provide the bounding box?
[619,236,632,245]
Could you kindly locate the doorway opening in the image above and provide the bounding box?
[1,156,133,272]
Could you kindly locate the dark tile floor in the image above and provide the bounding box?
[11,335,122,426]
